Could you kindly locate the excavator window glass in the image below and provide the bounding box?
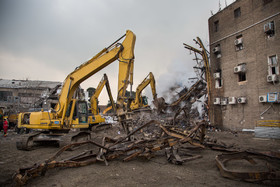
[76,101,88,123]
[142,96,148,106]
[66,101,73,117]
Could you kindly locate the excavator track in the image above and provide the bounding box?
[16,132,42,151]
[91,123,112,132]
[16,131,92,151]
[59,131,92,150]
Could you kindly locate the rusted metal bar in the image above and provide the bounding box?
[109,120,162,147]
[14,120,208,186]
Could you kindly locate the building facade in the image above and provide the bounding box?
[0,79,61,112]
[208,0,280,130]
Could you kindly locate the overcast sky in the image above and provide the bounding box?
[0,0,234,104]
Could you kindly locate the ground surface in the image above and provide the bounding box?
[0,127,279,187]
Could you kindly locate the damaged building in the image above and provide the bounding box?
[0,79,87,112]
[0,79,61,112]
[208,0,280,131]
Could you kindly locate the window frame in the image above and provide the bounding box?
[214,20,219,32]
[268,55,279,75]
[234,7,241,18]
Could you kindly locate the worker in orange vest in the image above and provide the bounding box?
[3,119,8,137]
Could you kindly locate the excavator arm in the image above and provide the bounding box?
[130,72,157,110]
[56,30,135,119]
[90,74,116,115]
[18,30,136,130]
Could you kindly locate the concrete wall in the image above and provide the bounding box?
[208,0,280,130]
[0,87,45,111]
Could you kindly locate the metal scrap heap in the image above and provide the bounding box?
[13,120,206,186]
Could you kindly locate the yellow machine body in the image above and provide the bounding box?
[130,72,157,110]
[17,30,136,131]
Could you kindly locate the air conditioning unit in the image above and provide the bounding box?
[214,98,221,105]
[234,38,243,46]
[228,97,237,104]
[221,98,228,105]
[214,72,221,79]
[234,65,246,73]
[267,74,278,82]
[237,97,247,104]
[213,46,220,54]
[264,22,274,34]
[267,92,277,102]
[259,95,267,103]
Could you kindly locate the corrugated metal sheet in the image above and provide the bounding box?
[255,120,280,139]
[254,127,280,139]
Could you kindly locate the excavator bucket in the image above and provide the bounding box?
[153,97,166,113]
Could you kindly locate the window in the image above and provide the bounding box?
[263,0,273,5]
[234,7,241,18]
[214,71,222,88]
[0,91,12,101]
[214,20,219,32]
[234,63,246,82]
[238,72,246,82]
[235,35,243,51]
[268,55,279,75]
[264,21,275,37]
[213,44,221,58]
[215,79,223,88]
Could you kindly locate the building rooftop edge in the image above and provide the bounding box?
[209,0,240,20]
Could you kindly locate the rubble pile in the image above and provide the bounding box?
[14,119,207,185]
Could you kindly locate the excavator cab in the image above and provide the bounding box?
[66,99,88,125]
[140,96,148,107]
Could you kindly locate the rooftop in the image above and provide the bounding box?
[0,79,61,89]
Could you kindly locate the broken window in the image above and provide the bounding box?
[268,55,279,75]
[214,71,222,88]
[238,72,246,82]
[215,79,223,88]
[264,21,275,38]
[0,91,12,101]
[214,20,219,32]
[263,0,273,5]
[213,44,221,58]
[234,63,246,82]
[234,7,241,18]
[235,35,243,51]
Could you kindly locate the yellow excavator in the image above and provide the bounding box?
[88,73,116,130]
[130,72,158,111]
[16,30,136,150]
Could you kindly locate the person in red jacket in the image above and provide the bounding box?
[3,119,8,137]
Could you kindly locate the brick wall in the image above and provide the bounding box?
[208,0,280,130]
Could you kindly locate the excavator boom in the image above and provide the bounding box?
[16,30,136,150]
[18,30,136,130]
[90,74,116,115]
[130,72,158,110]
[88,73,116,126]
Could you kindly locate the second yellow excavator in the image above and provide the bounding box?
[88,73,116,129]
[130,72,158,111]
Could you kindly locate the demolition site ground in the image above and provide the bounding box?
[0,125,279,187]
